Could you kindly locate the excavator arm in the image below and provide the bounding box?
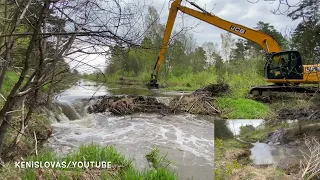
[148,0,282,88]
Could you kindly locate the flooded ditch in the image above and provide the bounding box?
[226,120,307,168]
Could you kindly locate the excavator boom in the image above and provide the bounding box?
[148,0,320,95]
[147,0,281,88]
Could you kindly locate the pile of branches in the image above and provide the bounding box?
[193,83,229,97]
[169,83,230,115]
[170,94,221,115]
[88,83,229,116]
[87,95,170,115]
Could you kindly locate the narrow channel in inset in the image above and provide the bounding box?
[214,119,319,179]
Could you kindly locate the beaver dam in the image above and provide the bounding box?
[86,83,229,116]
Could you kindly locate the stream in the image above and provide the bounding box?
[46,80,214,180]
[226,120,306,167]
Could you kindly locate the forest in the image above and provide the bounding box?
[85,2,320,97]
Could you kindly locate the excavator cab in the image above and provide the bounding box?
[265,51,303,80]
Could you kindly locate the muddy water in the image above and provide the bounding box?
[56,79,191,102]
[250,142,306,166]
[226,120,305,166]
[48,80,214,180]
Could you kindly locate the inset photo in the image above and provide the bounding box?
[214,119,320,180]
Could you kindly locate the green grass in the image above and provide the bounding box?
[214,138,250,180]
[215,138,252,161]
[217,97,271,119]
[161,70,218,91]
[0,71,20,98]
[146,148,171,169]
[0,144,178,180]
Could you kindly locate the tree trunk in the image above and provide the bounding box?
[0,1,50,149]
[0,115,11,154]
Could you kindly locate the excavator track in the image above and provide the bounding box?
[249,85,320,95]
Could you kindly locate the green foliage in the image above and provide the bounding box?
[214,120,234,140]
[239,121,290,142]
[287,0,320,64]
[239,125,255,136]
[103,5,208,82]
[0,71,20,98]
[214,139,250,180]
[0,164,21,180]
[18,144,177,180]
[146,148,171,170]
[64,145,131,168]
[163,70,218,91]
[2,112,51,160]
[217,97,270,119]
[119,167,177,180]
[230,39,247,61]
[214,160,241,180]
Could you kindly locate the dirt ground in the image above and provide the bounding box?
[251,91,320,120]
[278,106,320,120]
[231,166,299,180]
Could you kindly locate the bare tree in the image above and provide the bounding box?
[299,136,320,180]
[0,0,148,156]
[246,0,302,15]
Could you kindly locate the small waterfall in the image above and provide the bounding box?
[265,128,288,145]
[40,100,83,122]
[54,101,82,120]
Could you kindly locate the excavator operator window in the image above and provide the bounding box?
[267,51,303,79]
[268,53,289,79]
[288,51,303,79]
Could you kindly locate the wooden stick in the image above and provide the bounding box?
[187,100,197,112]
[33,131,38,156]
[15,97,26,144]
[173,95,184,113]
[205,101,221,113]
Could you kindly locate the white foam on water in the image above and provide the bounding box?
[47,113,214,166]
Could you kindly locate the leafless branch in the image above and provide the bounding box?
[299,136,320,179]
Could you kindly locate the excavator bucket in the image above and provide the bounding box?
[146,79,159,89]
[146,74,159,89]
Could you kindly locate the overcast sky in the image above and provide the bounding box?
[152,0,300,45]
[72,0,301,73]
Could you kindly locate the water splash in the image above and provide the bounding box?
[47,113,214,179]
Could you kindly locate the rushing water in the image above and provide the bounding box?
[56,80,191,102]
[47,80,214,180]
[226,120,305,167]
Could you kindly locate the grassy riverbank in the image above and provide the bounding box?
[214,138,290,180]
[215,120,320,180]
[0,144,177,180]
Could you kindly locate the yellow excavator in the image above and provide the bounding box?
[147,0,320,95]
